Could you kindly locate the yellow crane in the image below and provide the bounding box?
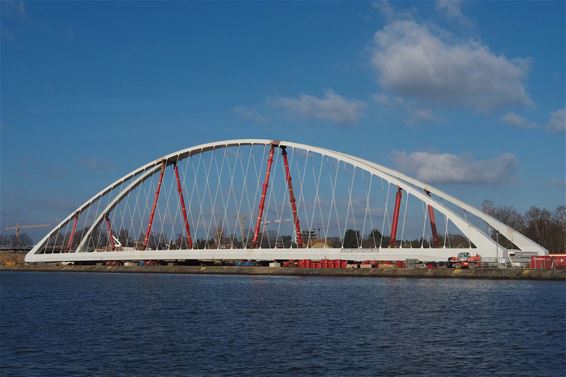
[4,224,50,244]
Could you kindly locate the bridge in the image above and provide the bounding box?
[25,139,548,264]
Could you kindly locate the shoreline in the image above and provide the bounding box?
[1,264,565,280]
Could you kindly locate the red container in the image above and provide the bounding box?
[531,256,553,269]
[305,260,311,268]
[550,255,566,269]
[321,259,327,268]
[315,262,322,268]
[340,260,347,269]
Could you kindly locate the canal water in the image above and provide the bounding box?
[1,272,564,376]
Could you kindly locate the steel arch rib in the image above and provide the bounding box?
[336,153,547,254]
[74,164,164,253]
[25,142,254,261]
[26,163,162,260]
[26,139,545,263]
[268,141,501,254]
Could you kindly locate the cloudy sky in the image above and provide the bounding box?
[1,1,564,240]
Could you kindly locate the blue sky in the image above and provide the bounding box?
[1,1,565,241]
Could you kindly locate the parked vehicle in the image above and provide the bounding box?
[448,252,481,269]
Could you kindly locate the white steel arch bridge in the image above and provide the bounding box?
[25,139,548,264]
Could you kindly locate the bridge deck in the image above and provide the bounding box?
[26,247,497,263]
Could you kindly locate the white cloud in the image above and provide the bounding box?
[373,93,437,125]
[436,0,472,26]
[372,0,416,20]
[370,20,531,112]
[501,112,538,129]
[408,108,437,125]
[392,151,517,184]
[78,158,113,172]
[547,108,566,133]
[271,90,366,124]
[233,106,269,123]
[2,0,27,18]
[372,0,395,19]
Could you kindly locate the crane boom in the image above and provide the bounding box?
[4,224,50,244]
[5,224,50,230]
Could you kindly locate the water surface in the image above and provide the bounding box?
[1,272,564,376]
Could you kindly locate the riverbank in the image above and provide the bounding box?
[0,251,25,266]
[1,264,565,280]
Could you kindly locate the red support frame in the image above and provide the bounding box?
[173,162,193,249]
[425,190,440,247]
[280,146,304,248]
[389,187,403,247]
[251,144,276,248]
[105,214,115,251]
[66,214,79,252]
[143,162,166,250]
[428,205,440,247]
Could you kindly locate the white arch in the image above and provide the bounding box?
[335,152,547,254]
[26,139,546,263]
[27,140,235,259]
[75,164,164,253]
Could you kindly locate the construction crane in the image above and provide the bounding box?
[4,224,50,244]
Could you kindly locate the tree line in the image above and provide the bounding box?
[482,201,565,252]
[0,234,34,248]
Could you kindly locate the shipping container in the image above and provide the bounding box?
[549,254,566,270]
[531,256,553,269]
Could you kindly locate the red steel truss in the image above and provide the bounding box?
[251,145,276,248]
[142,162,166,250]
[389,187,403,247]
[425,190,440,247]
[280,146,304,248]
[66,214,78,252]
[105,214,115,251]
[173,162,193,249]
